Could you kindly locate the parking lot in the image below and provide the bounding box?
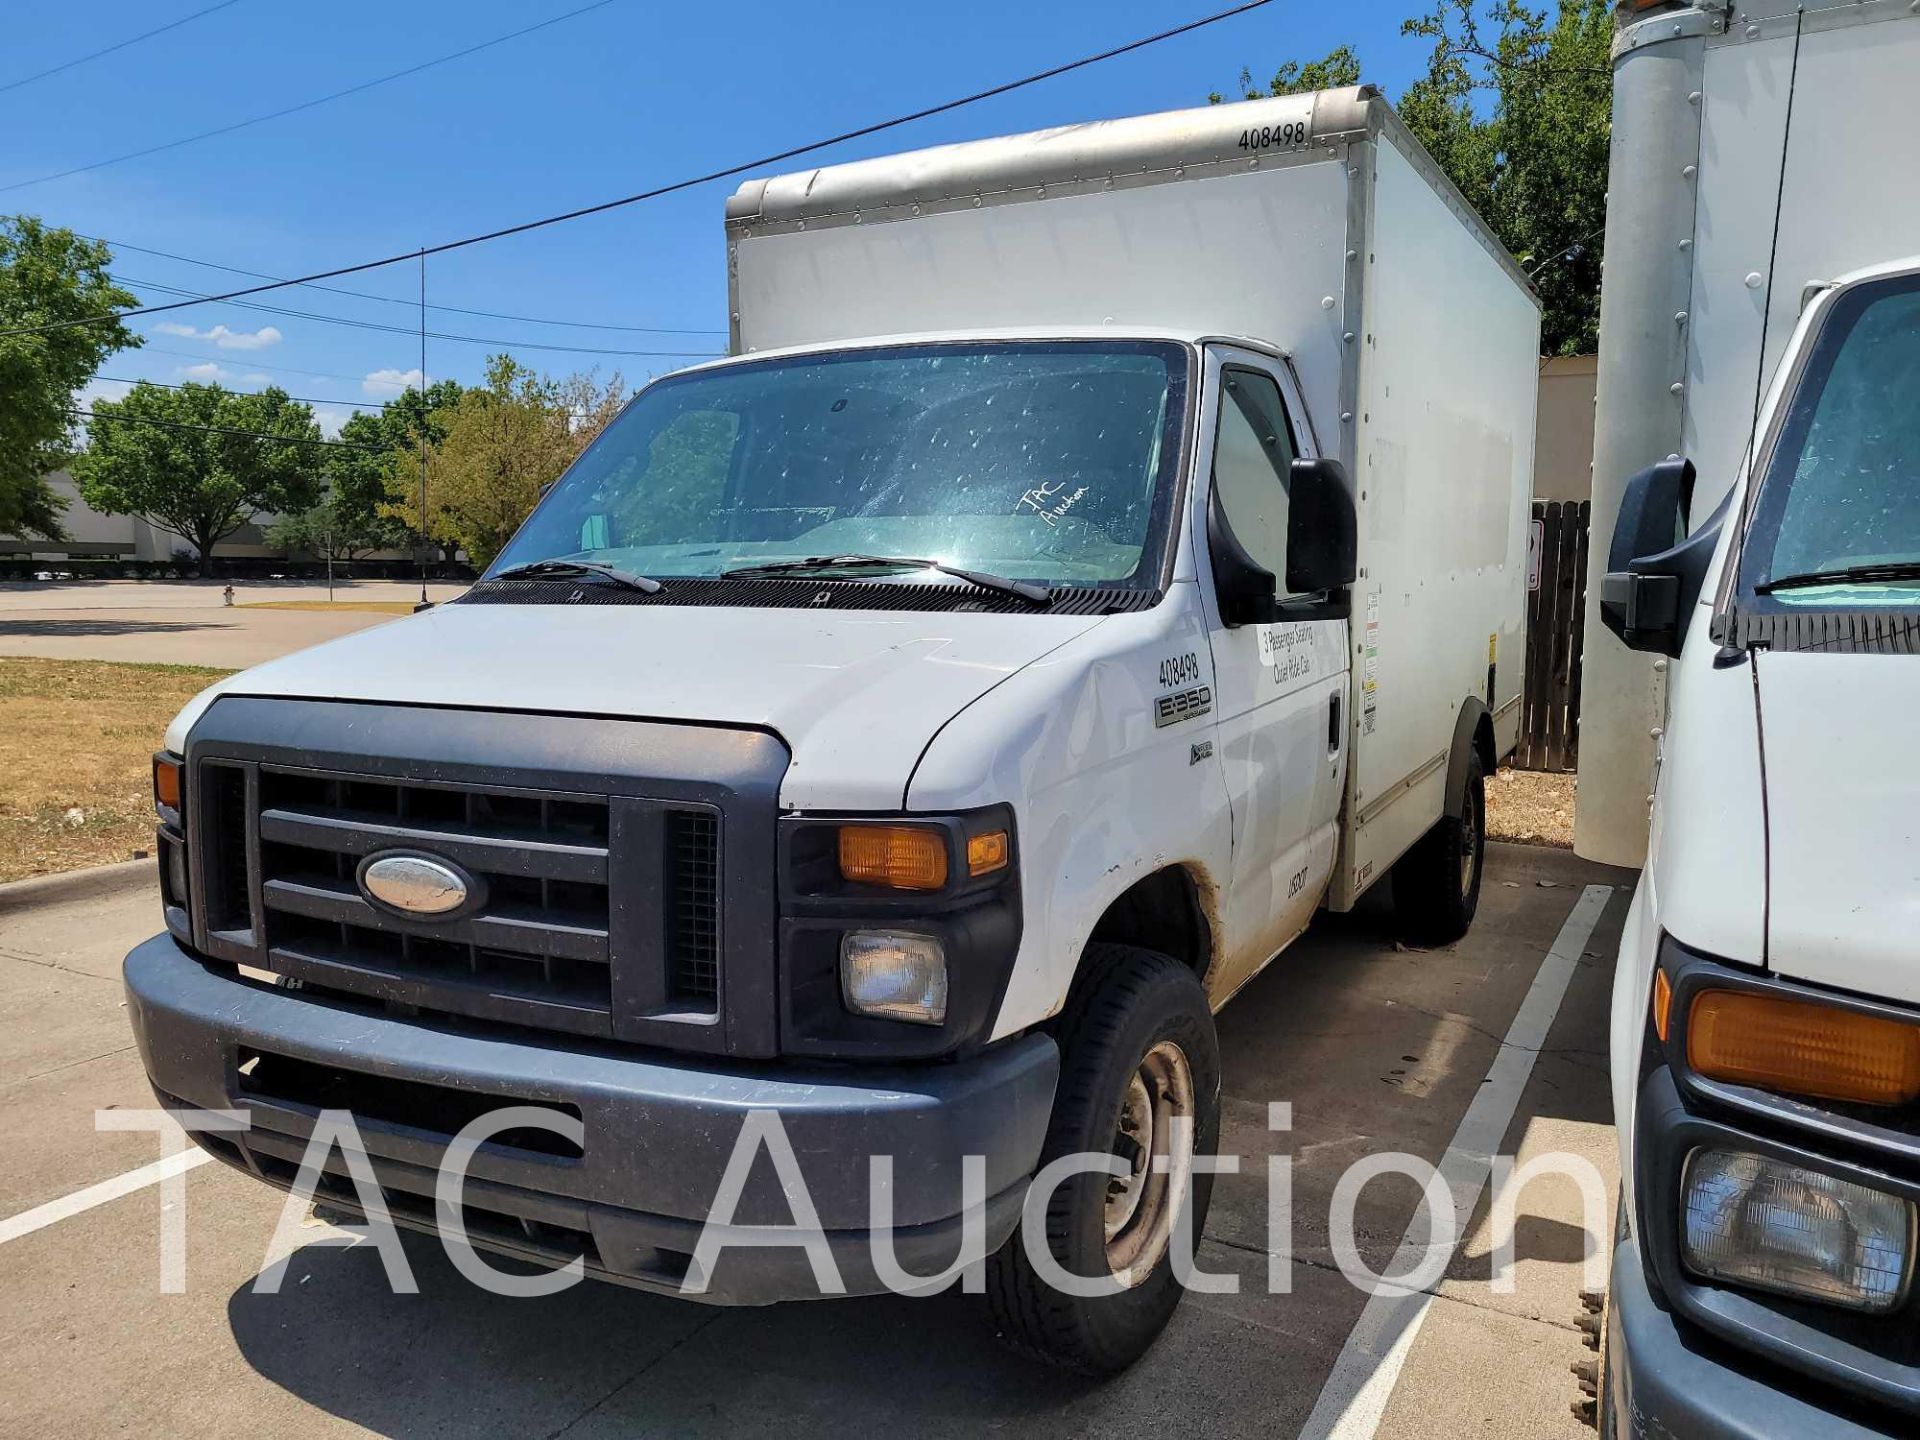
[0,581,466,669]
[1,842,1631,1438]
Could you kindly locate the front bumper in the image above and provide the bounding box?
[124,933,1059,1304]
[1608,1238,1898,1439]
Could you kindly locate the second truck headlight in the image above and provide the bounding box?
[841,930,947,1025]
[1681,1147,1914,1313]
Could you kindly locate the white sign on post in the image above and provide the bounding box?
[1526,519,1545,593]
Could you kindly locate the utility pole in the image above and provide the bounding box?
[415,247,432,612]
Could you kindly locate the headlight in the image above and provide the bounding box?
[1681,1147,1914,1313]
[841,930,947,1025]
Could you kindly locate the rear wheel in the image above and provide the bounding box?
[984,944,1220,1374]
[1392,750,1486,944]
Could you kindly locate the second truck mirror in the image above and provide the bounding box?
[1599,457,1722,657]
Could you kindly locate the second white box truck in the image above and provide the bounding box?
[124,86,1538,1371]
[1594,2,1920,1434]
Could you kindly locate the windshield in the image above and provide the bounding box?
[489,340,1189,592]
[1740,273,1920,606]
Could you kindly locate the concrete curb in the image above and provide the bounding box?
[0,857,155,916]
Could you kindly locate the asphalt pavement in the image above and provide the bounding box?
[0,843,1633,1438]
[0,580,466,668]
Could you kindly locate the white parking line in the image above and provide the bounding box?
[0,1148,212,1247]
[1297,883,1614,1440]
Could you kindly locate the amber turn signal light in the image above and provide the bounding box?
[1652,969,1672,1042]
[838,825,949,891]
[1688,988,1920,1107]
[153,755,182,814]
[967,829,1010,877]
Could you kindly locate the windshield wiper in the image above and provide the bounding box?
[721,554,1052,606]
[1756,561,1920,594]
[485,558,662,594]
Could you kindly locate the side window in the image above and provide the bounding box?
[1211,367,1298,585]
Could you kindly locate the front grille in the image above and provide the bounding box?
[181,698,786,1058]
[250,766,621,1038]
[192,763,732,1042]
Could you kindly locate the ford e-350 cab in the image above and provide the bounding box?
[124,88,1538,1373]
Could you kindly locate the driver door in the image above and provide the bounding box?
[1192,346,1350,999]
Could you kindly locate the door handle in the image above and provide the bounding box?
[1328,691,1342,753]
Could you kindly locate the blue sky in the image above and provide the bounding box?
[5,0,1431,434]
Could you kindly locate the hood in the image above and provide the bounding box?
[1756,651,1920,1006]
[167,601,1105,811]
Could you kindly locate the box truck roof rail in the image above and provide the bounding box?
[724,87,1533,300]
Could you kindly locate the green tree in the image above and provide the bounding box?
[385,357,621,569]
[1211,44,1361,103]
[72,381,323,575]
[277,381,465,562]
[0,218,140,538]
[273,410,407,560]
[1216,1,1611,354]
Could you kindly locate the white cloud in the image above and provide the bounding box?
[177,362,231,383]
[74,378,127,412]
[362,366,424,397]
[310,404,361,439]
[150,321,283,351]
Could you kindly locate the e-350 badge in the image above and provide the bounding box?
[1154,685,1212,728]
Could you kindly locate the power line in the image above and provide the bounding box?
[88,233,726,335]
[1,0,622,194]
[95,374,396,413]
[116,271,724,356]
[65,406,383,451]
[0,1,247,97]
[2,0,1276,340]
[133,344,398,387]
[97,372,608,420]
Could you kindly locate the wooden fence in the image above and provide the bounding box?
[1514,499,1590,773]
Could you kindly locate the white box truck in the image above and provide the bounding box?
[124,86,1538,1371]
[1592,2,1920,1434]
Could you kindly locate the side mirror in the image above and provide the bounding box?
[1283,457,1357,612]
[1208,456,1358,627]
[1600,458,1722,656]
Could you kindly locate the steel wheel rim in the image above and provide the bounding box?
[1103,1039,1195,1287]
[1460,788,1482,899]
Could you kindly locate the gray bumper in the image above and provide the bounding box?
[124,933,1058,1305]
[1607,1238,1897,1439]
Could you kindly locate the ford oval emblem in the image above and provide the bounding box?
[356,852,479,918]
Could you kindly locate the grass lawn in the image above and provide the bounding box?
[0,658,231,883]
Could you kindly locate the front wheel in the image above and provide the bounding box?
[983,944,1220,1374]
[1392,750,1486,944]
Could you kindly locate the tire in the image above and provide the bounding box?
[984,943,1220,1374]
[1391,749,1486,945]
